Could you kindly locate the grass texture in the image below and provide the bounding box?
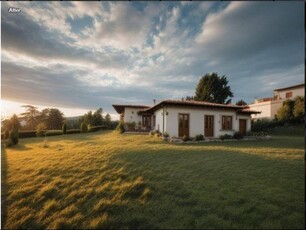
[1,130,304,229]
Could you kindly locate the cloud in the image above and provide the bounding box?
[1,1,304,117]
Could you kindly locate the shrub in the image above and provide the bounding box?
[182,135,188,142]
[251,118,283,132]
[62,123,67,134]
[219,134,232,140]
[66,129,81,135]
[81,122,88,133]
[19,130,37,138]
[232,132,243,140]
[36,122,47,137]
[1,130,9,140]
[195,134,204,141]
[8,126,19,146]
[149,131,155,136]
[163,132,169,137]
[45,130,63,136]
[116,121,125,134]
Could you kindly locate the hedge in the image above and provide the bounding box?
[19,130,37,138]
[45,130,63,136]
[66,129,81,134]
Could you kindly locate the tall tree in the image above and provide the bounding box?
[105,113,111,127]
[236,99,247,106]
[195,72,233,104]
[1,114,21,132]
[43,108,65,130]
[92,108,103,126]
[293,96,304,122]
[20,105,40,129]
[276,99,295,121]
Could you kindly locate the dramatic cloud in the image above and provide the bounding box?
[1,1,304,117]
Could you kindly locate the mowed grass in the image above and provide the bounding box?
[1,131,304,229]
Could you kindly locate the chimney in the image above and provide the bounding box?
[153,99,156,105]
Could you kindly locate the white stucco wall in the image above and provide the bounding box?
[153,108,163,132]
[159,106,251,138]
[274,86,305,99]
[123,107,143,125]
[249,99,284,120]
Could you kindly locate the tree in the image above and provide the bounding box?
[82,108,104,126]
[62,123,67,134]
[185,96,195,101]
[92,108,103,126]
[81,122,88,133]
[276,99,294,122]
[194,72,233,104]
[105,113,111,127]
[2,114,21,132]
[46,109,65,130]
[236,99,247,106]
[36,122,47,137]
[293,96,304,121]
[20,105,40,130]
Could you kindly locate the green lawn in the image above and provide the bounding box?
[1,131,304,229]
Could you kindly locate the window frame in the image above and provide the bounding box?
[221,115,233,130]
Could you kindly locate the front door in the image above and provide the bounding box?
[178,114,189,137]
[239,119,247,135]
[205,115,214,137]
[142,115,151,130]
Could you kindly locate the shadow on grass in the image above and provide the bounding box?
[1,144,8,228]
[181,136,304,150]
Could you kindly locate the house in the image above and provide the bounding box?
[113,100,260,138]
[248,83,304,120]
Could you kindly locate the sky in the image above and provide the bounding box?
[1,1,304,120]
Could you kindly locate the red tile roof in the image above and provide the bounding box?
[113,100,261,115]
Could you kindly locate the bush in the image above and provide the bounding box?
[149,131,155,136]
[66,129,81,135]
[163,132,169,137]
[182,135,188,142]
[1,130,9,140]
[19,130,37,138]
[219,134,232,140]
[81,122,88,133]
[36,122,47,137]
[195,134,204,141]
[8,127,19,146]
[232,132,243,140]
[45,130,63,136]
[116,121,125,134]
[251,118,283,132]
[62,123,67,134]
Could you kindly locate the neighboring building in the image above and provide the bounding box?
[113,100,260,138]
[248,83,305,120]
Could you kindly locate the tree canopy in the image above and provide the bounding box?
[20,105,40,129]
[236,99,247,106]
[276,96,304,122]
[194,72,233,104]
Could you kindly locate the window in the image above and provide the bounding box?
[153,115,156,127]
[285,92,292,98]
[222,116,232,130]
